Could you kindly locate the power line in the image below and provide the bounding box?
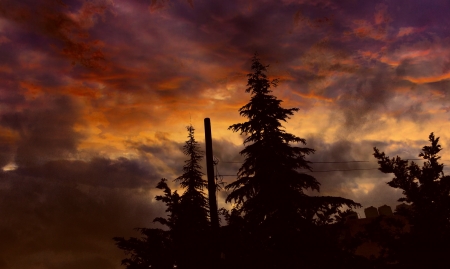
[307,168,379,172]
[217,159,450,176]
[218,168,381,176]
[221,159,449,164]
[221,160,373,164]
[311,161,370,163]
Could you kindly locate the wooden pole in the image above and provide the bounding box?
[204,118,220,266]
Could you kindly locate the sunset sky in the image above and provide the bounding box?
[2,0,450,268]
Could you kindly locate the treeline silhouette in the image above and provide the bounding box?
[114,54,450,268]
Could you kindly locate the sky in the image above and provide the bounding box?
[1,0,450,268]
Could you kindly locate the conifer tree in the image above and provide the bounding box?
[175,125,209,231]
[114,125,210,269]
[224,54,360,268]
[226,53,358,229]
[171,125,210,269]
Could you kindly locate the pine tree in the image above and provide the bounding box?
[224,54,360,268]
[226,53,358,229]
[114,125,210,269]
[175,125,209,231]
[171,125,210,269]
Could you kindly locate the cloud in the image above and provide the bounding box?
[0,0,111,69]
[333,65,393,136]
[303,135,417,217]
[0,95,84,167]
[0,156,166,269]
[0,129,14,168]
[2,0,450,267]
[397,27,416,37]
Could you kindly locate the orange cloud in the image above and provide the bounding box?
[0,64,12,73]
[20,81,43,99]
[404,73,450,84]
[397,27,414,37]
[379,48,431,66]
[350,14,388,41]
[374,3,389,25]
[0,35,9,44]
[293,91,333,102]
[157,76,190,91]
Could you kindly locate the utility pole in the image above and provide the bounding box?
[204,118,220,267]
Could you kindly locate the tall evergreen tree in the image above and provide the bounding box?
[226,53,358,228]
[171,125,210,269]
[227,54,315,227]
[224,54,360,268]
[114,125,210,269]
[175,125,209,230]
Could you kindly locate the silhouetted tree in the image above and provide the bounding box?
[113,179,178,269]
[223,53,360,268]
[153,178,182,230]
[170,125,210,269]
[175,125,209,229]
[114,125,210,269]
[113,228,174,269]
[373,132,450,268]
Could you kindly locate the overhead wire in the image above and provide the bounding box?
[216,158,450,175]
[221,159,431,164]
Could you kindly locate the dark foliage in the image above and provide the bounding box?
[372,133,450,268]
[113,228,173,269]
[114,125,211,269]
[153,178,182,230]
[170,125,211,269]
[113,179,179,269]
[222,53,360,268]
[174,125,209,232]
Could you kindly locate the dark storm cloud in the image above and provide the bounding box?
[135,131,186,177]
[385,0,450,29]
[334,65,393,135]
[306,137,380,190]
[302,136,403,217]
[17,157,159,189]
[0,0,111,69]
[0,95,83,167]
[211,138,244,203]
[331,63,427,136]
[0,148,171,269]
[427,80,450,101]
[0,133,13,168]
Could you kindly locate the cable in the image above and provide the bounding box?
[222,160,379,164]
[217,159,450,176]
[221,161,374,164]
[307,168,379,172]
[221,159,442,164]
[311,161,370,163]
[218,167,381,176]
